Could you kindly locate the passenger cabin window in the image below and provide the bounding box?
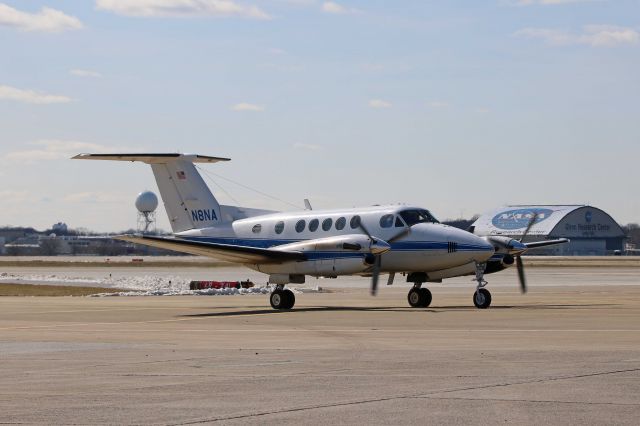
[380,214,394,228]
[309,219,319,232]
[335,217,346,230]
[295,220,306,233]
[252,224,262,234]
[275,221,285,234]
[322,218,333,231]
[399,209,440,226]
[350,215,361,229]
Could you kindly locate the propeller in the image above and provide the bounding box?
[515,212,538,293]
[358,219,409,296]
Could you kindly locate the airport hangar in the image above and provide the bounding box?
[470,205,625,255]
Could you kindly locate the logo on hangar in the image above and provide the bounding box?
[491,208,554,230]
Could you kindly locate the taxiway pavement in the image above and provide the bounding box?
[1,268,639,425]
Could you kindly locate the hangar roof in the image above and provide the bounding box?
[471,205,624,238]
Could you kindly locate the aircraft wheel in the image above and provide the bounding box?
[419,288,432,308]
[283,289,295,309]
[473,288,492,309]
[270,289,295,310]
[408,287,430,308]
[270,289,285,309]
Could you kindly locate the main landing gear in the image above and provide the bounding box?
[473,262,491,309]
[270,286,295,310]
[407,284,432,308]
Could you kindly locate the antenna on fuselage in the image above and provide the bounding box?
[304,199,313,210]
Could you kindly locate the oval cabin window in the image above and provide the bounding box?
[295,220,306,233]
[309,219,319,232]
[275,221,285,234]
[322,218,333,231]
[335,217,346,230]
[350,215,361,229]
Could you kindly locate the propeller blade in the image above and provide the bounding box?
[358,221,373,240]
[519,212,539,243]
[516,255,527,293]
[371,256,381,296]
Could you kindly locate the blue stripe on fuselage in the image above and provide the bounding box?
[179,236,492,259]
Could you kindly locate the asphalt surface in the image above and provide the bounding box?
[1,267,639,425]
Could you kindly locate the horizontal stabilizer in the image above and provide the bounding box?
[116,235,305,264]
[72,153,230,164]
[524,238,570,249]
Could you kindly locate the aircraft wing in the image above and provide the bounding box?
[524,238,570,249]
[116,235,305,264]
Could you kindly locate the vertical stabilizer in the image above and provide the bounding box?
[72,153,230,232]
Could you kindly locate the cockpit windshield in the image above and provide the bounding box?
[399,209,439,226]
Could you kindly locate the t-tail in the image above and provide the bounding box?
[72,153,229,233]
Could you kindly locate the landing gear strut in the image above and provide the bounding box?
[270,286,295,310]
[407,284,432,308]
[472,262,491,309]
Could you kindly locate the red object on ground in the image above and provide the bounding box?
[189,280,254,290]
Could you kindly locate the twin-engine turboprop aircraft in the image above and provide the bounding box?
[73,153,564,310]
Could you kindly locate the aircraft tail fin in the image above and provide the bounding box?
[73,153,230,233]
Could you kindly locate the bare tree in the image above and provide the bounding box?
[39,238,61,256]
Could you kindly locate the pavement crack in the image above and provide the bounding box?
[169,366,640,425]
[415,396,639,406]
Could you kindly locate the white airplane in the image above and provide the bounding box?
[73,153,552,310]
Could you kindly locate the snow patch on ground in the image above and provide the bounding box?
[0,272,323,297]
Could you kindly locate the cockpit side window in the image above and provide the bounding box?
[395,216,405,228]
[400,209,439,226]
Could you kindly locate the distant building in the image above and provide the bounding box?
[51,222,68,234]
[471,205,625,255]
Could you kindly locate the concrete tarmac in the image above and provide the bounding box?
[1,269,640,425]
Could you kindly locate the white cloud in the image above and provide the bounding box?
[231,102,265,111]
[368,99,392,109]
[515,25,640,47]
[293,142,322,151]
[96,0,271,19]
[0,3,83,32]
[1,140,139,165]
[267,47,287,55]
[429,101,450,108]
[0,190,31,203]
[70,69,102,78]
[278,0,317,5]
[63,191,128,204]
[0,85,73,104]
[322,1,358,14]
[512,0,597,5]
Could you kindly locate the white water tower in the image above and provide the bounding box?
[135,191,158,233]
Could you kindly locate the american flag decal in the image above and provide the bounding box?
[176,171,186,180]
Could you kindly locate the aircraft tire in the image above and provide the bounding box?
[270,289,286,310]
[408,288,427,308]
[419,288,432,308]
[473,288,492,309]
[283,289,295,309]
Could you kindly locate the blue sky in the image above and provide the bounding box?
[1,0,638,232]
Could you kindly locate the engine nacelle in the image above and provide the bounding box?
[259,234,388,277]
[484,254,514,274]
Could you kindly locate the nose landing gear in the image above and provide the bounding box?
[472,262,491,309]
